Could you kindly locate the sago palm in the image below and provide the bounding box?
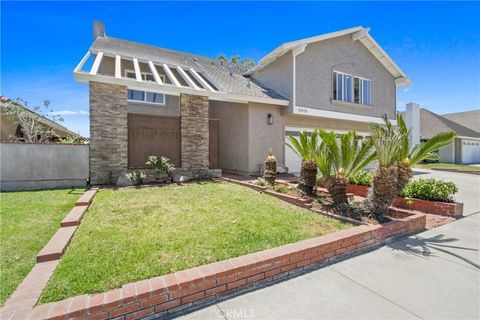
[364,116,409,221]
[285,131,318,196]
[396,114,456,194]
[314,129,376,209]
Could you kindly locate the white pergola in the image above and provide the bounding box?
[74,51,290,106]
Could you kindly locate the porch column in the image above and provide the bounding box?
[180,93,209,170]
[89,81,128,184]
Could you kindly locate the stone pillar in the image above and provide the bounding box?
[405,102,421,149]
[89,81,128,184]
[180,94,209,170]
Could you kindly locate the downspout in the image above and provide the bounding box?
[292,44,306,111]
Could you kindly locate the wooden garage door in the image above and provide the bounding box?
[128,114,181,168]
[209,119,219,169]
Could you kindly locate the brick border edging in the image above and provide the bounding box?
[346,184,464,217]
[24,182,426,320]
[0,188,98,320]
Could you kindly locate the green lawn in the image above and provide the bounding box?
[416,162,480,172]
[0,189,82,306]
[40,182,351,303]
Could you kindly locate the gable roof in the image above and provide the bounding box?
[411,108,480,139]
[86,36,288,104]
[0,96,82,139]
[245,26,411,87]
[442,110,480,133]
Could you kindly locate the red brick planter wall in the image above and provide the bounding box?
[28,207,425,320]
[346,184,463,217]
[393,197,463,217]
[346,184,369,197]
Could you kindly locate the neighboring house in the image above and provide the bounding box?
[404,103,480,164]
[443,110,480,133]
[0,96,82,142]
[74,22,410,184]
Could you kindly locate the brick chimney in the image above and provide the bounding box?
[93,21,105,41]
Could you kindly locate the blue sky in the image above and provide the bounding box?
[1,1,479,137]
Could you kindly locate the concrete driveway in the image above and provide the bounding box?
[177,169,480,320]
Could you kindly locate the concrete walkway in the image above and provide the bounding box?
[177,169,480,320]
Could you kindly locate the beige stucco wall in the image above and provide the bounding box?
[251,51,293,100]
[247,102,372,173]
[295,35,396,119]
[251,35,397,120]
[209,100,375,174]
[439,144,454,164]
[209,100,249,173]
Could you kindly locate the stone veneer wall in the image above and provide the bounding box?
[89,81,128,184]
[180,94,209,170]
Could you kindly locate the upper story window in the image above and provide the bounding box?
[125,70,164,82]
[333,71,371,106]
[127,89,165,105]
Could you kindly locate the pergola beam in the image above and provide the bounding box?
[148,61,163,85]
[74,51,91,73]
[89,52,104,75]
[163,64,182,87]
[115,55,122,79]
[133,58,143,82]
[189,68,215,92]
[177,66,200,90]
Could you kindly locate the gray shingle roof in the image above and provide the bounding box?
[90,37,288,102]
[417,108,480,139]
[442,110,480,133]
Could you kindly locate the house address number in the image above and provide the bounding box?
[296,107,309,113]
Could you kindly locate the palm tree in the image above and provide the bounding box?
[230,55,241,64]
[364,116,409,221]
[314,130,376,209]
[285,131,319,196]
[396,114,456,194]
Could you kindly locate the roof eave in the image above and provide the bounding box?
[245,27,411,86]
[74,70,290,106]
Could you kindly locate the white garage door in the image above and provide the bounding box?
[461,140,480,164]
[284,126,369,175]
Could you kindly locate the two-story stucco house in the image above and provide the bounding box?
[75,22,410,184]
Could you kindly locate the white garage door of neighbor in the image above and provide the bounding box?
[462,140,480,164]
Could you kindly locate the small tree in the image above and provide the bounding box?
[263,149,277,185]
[363,116,409,221]
[146,155,175,181]
[3,98,64,143]
[395,114,455,194]
[314,130,376,210]
[285,131,319,196]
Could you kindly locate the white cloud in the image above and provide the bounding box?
[50,110,89,116]
[403,88,410,93]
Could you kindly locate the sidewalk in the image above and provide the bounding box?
[176,170,479,320]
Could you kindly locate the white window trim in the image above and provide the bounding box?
[127,89,166,106]
[333,71,372,107]
[125,69,165,83]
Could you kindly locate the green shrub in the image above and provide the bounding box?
[146,155,175,179]
[400,178,458,202]
[272,184,292,194]
[255,178,267,186]
[347,170,372,186]
[128,170,146,185]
